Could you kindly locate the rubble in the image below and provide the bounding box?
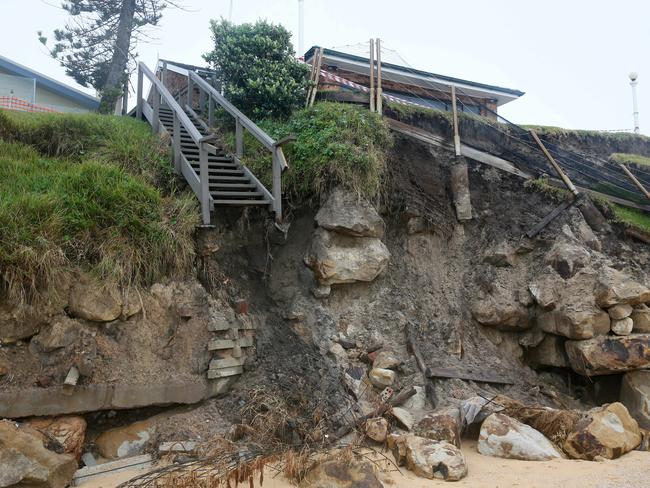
[364,417,388,442]
[415,406,461,447]
[595,267,650,308]
[631,304,650,332]
[389,434,467,481]
[299,459,385,488]
[611,317,634,336]
[68,277,122,322]
[24,416,87,461]
[565,334,650,375]
[368,368,395,388]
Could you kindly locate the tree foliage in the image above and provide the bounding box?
[203,19,310,120]
[40,0,171,112]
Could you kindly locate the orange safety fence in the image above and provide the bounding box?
[0,96,60,113]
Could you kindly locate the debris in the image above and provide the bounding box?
[565,334,650,375]
[365,418,388,442]
[64,367,79,386]
[368,368,395,388]
[158,441,198,453]
[95,418,156,459]
[299,459,385,488]
[71,454,152,487]
[24,416,87,461]
[391,407,414,431]
[416,406,461,447]
[389,434,467,481]
[372,349,401,370]
[81,452,96,467]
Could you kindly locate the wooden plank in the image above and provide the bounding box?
[525,197,576,238]
[406,324,438,408]
[425,366,515,385]
[72,455,153,486]
[208,336,253,351]
[207,365,243,379]
[529,129,579,196]
[209,357,245,370]
[308,48,323,108]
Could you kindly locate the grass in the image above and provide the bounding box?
[222,102,393,201]
[611,152,650,167]
[0,110,197,302]
[611,205,650,233]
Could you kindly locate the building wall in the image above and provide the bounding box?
[35,85,92,113]
[0,70,34,101]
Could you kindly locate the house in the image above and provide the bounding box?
[0,54,99,113]
[303,47,524,119]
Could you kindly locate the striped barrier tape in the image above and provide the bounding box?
[0,96,60,113]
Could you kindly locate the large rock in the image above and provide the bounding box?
[537,308,610,340]
[24,416,86,461]
[30,317,80,353]
[611,317,634,336]
[0,420,76,488]
[563,403,641,460]
[528,270,560,311]
[544,240,590,279]
[415,406,461,447]
[471,287,530,330]
[304,228,390,286]
[299,459,385,488]
[608,304,633,320]
[388,435,467,481]
[365,417,388,442]
[565,334,650,376]
[68,277,122,322]
[0,304,48,343]
[368,368,395,388]
[95,418,156,459]
[478,413,563,461]
[526,334,569,368]
[620,370,650,430]
[315,187,385,238]
[372,349,401,370]
[631,304,650,332]
[483,241,517,267]
[596,267,650,308]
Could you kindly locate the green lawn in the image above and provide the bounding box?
[610,152,650,167]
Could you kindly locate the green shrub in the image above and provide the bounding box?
[228,102,392,201]
[203,19,310,120]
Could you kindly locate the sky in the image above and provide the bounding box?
[1,0,649,134]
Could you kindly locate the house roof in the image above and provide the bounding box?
[0,54,100,110]
[157,59,217,77]
[304,46,525,107]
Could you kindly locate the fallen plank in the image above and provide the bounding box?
[406,323,438,408]
[72,455,153,486]
[208,357,245,370]
[425,367,515,385]
[207,365,243,379]
[525,197,576,238]
[208,336,254,351]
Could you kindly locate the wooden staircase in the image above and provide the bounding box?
[157,106,271,206]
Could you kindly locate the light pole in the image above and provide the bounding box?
[630,72,640,134]
[298,0,304,56]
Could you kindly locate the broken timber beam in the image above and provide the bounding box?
[529,129,579,197]
[425,367,515,385]
[616,161,650,201]
[406,324,438,408]
[525,196,577,238]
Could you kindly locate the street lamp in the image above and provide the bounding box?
[629,72,640,134]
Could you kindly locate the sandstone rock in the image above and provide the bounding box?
[304,228,390,286]
[596,267,650,308]
[121,289,142,319]
[608,304,633,320]
[391,407,414,431]
[68,277,122,322]
[368,368,395,388]
[402,386,426,413]
[528,270,561,311]
[544,240,590,279]
[620,370,650,430]
[299,459,385,488]
[471,287,530,330]
[478,413,563,461]
[365,417,388,442]
[638,428,650,452]
[611,317,634,336]
[537,307,610,340]
[483,241,517,267]
[574,219,602,251]
[95,418,156,459]
[24,416,86,461]
[565,334,650,375]
[372,349,401,370]
[389,435,467,481]
[0,420,76,488]
[0,304,47,343]
[563,402,641,460]
[518,326,546,348]
[415,406,461,447]
[30,317,80,352]
[631,304,650,332]
[315,187,385,238]
[526,334,569,368]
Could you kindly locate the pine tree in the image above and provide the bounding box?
[40,0,173,113]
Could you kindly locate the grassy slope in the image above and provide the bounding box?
[0,110,197,302]
[611,152,650,167]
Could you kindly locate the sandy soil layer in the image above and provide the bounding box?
[79,441,650,488]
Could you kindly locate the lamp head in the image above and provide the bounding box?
[629,72,639,82]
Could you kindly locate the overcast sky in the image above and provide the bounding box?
[2,0,648,133]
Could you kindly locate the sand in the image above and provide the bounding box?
[78,442,650,488]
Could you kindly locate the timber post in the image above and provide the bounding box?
[235,118,244,158]
[376,38,383,115]
[151,85,160,133]
[308,48,323,108]
[172,112,181,174]
[529,129,579,197]
[617,162,650,201]
[369,38,376,112]
[451,85,461,156]
[136,66,143,120]
[199,142,211,225]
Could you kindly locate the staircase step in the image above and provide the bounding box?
[208,183,257,189]
[212,191,263,197]
[206,175,250,181]
[212,199,271,205]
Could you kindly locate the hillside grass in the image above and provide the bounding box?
[0,110,197,302]
[221,102,393,201]
[611,152,650,167]
[611,205,650,233]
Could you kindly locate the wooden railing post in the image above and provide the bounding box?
[173,111,181,174]
[369,39,376,112]
[235,118,244,158]
[451,85,461,156]
[199,85,206,115]
[208,93,214,127]
[152,85,160,133]
[187,76,193,109]
[136,66,143,120]
[376,38,383,115]
[199,143,211,225]
[272,148,282,219]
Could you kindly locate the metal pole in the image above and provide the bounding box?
[376,38,382,115]
[630,72,640,134]
[272,149,283,219]
[369,39,375,112]
[298,0,305,56]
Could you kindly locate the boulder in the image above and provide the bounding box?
[478,413,563,461]
[537,307,610,340]
[0,420,76,488]
[638,428,650,451]
[528,271,560,311]
[368,368,395,389]
[470,287,530,330]
[608,304,633,320]
[574,219,602,251]
[372,349,401,370]
[415,406,461,447]
[315,187,385,238]
[596,267,650,308]
[389,435,467,481]
[304,228,390,286]
[526,334,569,369]
[563,402,641,460]
[620,370,650,430]
[611,317,634,336]
[68,277,122,322]
[24,416,87,461]
[30,317,80,353]
[391,407,414,431]
[95,418,156,459]
[365,417,388,442]
[565,334,650,375]
[299,459,385,488]
[631,304,650,332]
[544,240,590,279]
[0,304,47,343]
[483,241,517,267]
